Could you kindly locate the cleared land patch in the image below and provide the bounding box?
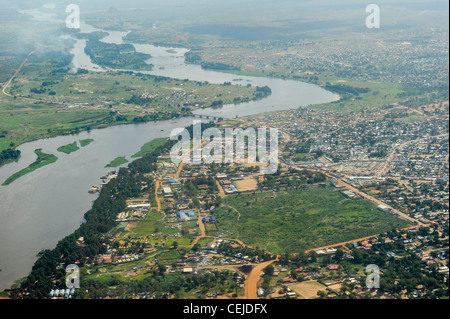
[234,176,258,192]
[287,281,327,299]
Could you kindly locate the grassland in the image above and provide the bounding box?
[211,186,412,254]
[0,106,111,154]
[131,138,168,158]
[105,156,128,168]
[309,80,408,113]
[57,141,80,154]
[2,149,58,186]
[7,70,260,113]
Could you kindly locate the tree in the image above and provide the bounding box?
[192,197,200,208]
[264,265,274,276]
[317,290,327,298]
[158,263,166,274]
[335,248,344,261]
[308,251,318,262]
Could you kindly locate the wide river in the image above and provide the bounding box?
[0,16,338,291]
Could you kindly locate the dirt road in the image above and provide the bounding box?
[2,51,34,97]
[244,258,277,299]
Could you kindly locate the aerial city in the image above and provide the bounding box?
[0,0,448,307]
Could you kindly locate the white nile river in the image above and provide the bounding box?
[0,12,339,291]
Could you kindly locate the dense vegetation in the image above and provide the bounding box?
[76,269,243,299]
[259,169,327,189]
[324,83,371,101]
[132,111,183,123]
[0,148,21,167]
[84,39,153,71]
[200,61,241,71]
[212,186,412,254]
[184,51,202,64]
[184,175,219,197]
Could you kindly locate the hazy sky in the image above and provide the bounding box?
[1,0,447,55]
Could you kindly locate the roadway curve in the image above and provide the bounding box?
[244,258,277,299]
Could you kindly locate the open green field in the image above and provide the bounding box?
[6,70,260,114]
[128,220,164,237]
[2,148,58,186]
[310,81,409,113]
[212,186,412,254]
[196,237,214,247]
[105,156,128,168]
[131,137,168,158]
[57,141,80,154]
[0,106,111,153]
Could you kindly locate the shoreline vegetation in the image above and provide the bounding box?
[105,156,128,168]
[0,148,21,168]
[131,137,168,158]
[2,149,58,186]
[7,138,178,298]
[57,141,80,154]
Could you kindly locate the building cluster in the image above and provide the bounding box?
[261,227,448,299]
[200,28,448,88]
